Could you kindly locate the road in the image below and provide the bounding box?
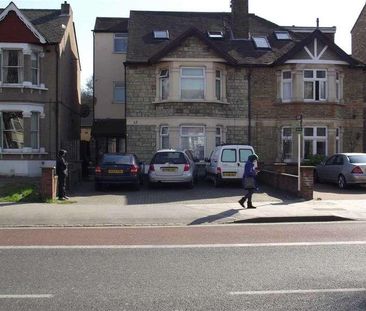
[1,223,366,310]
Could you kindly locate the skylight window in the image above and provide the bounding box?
[153,30,169,39]
[207,31,224,39]
[252,36,271,49]
[275,31,291,40]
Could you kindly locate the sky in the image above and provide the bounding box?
[6,0,366,89]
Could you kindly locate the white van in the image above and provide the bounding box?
[206,144,255,186]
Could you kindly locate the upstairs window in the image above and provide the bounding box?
[113,82,125,103]
[180,67,205,100]
[215,70,222,100]
[2,50,23,83]
[252,36,271,49]
[31,52,39,85]
[275,31,291,40]
[153,30,169,39]
[114,33,127,53]
[304,69,327,101]
[281,71,292,102]
[159,69,169,100]
[336,72,340,102]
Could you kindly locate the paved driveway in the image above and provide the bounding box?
[314,183,366,200]
[71,179,299,207]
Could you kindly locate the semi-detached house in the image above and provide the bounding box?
[0,1,81,177]
[110,0,365,164]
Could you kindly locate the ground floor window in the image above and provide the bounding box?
[303,126,327,159]
[281,127,293,160]
[335,128,341,153]
[0,111,24,149]
[30,112,39,149]
[160,126,169,149]
[180,126,205,160]
[215,127,222,146]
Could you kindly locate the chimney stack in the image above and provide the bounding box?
[231,0,249,39]
[60,1,71,16]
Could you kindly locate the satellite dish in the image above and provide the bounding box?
[80,104,91,118]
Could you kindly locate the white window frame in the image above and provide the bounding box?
[303,126,328,159]
[2,49,23,84]
[180,125,206,160]
[275,31,291,40]
[215,70,223,101]
[252,36,271,49]
[159,69,169,100]
[281,70,292,102]
[0,111,24,150]
[180,67,206,100]
[31,52,39,85]
[113,81,125,104]
[303,69,327,102]
[336,71,340,102]
[215,126,222,146]
[113,33,127,53]
[281,127,293,161]
[160,126,169,149]
[30,111,40,149]
[335,127,341,153]
[153,30,169,39]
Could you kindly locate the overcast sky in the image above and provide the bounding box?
[8,0,366,88]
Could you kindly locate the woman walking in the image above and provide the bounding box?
[238,154,259,209]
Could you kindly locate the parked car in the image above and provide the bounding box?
[206,144,255,187]
[314,153,366,189]
[148,149,196,188]
[95,153,144,190]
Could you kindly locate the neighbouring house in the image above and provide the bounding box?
[0,1,81,177]
[100,0,365,164]
[92,17,128,161]
[351,3,366,153]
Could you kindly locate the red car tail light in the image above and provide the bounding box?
[184,163,190,171]
[95,166,101,174]
[130,165,138,174]
[217,167,222,174]
[149,164,155,172]
[351,166,363,174]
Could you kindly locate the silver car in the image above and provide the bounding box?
[315,153,366,189]
[148,149,196,188]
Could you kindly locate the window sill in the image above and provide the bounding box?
[0,149,48,155]
[153,99,229,105]
[0,83,48,91]
[112,101,125,105]
[276,100,344,105]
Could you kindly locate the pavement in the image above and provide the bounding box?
[0,180,365,227]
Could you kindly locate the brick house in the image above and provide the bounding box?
[0,1,81,177]
[122,0,365,164]
[92,17,128,159]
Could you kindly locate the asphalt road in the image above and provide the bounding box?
[1,223,366,310]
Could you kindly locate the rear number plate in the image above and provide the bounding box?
[161,167,177,172]
[108,169,123,174]
[223,172,236,177]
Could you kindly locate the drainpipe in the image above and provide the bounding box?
[55,45,60,155]
[247,67,252,145]
[124,62,127,152]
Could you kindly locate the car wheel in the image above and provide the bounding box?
[148,180,156,189]
[94,183,102,191]
[186,179,194,189]
[133,182,141,191]
[338,174,347,189]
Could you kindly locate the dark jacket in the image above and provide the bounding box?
[56,155,68,176]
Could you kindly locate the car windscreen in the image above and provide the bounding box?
[152,152,187,164]
[102,154,133,165]
[348,155,366,164]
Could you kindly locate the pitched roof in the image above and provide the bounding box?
[0,4,70,44]
[126,10,303,65]
[274,29,361,66]
[94,17,128,33]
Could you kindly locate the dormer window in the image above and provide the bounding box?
[275,31,291,40]
[207,31,224,39]
[252,36,271,49]
[153,30,169,39]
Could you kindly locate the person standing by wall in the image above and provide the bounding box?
[56,149,69,200]
[238,154,259,209]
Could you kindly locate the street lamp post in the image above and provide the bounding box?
[296,115,303,192]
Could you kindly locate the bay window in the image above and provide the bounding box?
[159,69,169,100]
[215,127,222,146]
[180,67,205,100]
[160,126,169,149]
[2,50,23,84]
[303,126,327,159]
[304,69,327,101]
[180,126,205,160]
[281,127,293,160]
[30,112,40,149]
[31,52,39,85]
[1,111,24,149]
[215,70,222,100]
